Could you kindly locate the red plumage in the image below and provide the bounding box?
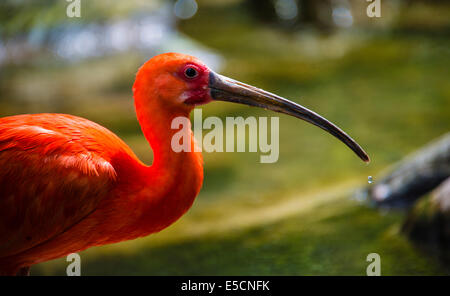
[0,53,205,275]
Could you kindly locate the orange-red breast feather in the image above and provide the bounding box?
[0,114,137,258]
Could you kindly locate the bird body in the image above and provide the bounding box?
[0,112,202,274]
[0,53,368,275]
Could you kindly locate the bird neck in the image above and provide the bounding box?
[132,98,204,233]
[135,99,201,171]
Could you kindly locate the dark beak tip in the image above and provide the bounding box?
[358,149,370,163]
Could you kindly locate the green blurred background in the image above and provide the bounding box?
[0,0,449,275]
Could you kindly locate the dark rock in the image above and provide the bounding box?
[364,133,450,208]
[402,177,450,259]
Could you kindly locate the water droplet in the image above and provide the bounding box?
[368,176,373,184]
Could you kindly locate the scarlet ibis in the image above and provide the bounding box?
[0,53,369,275]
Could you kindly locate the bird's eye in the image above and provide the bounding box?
[184,67,198,79]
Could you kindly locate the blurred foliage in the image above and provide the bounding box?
[0,0,161,37]
[0,0,449,275]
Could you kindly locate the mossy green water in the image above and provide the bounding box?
[33,193,447,275]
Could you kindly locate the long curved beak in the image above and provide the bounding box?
[209,71,370,163]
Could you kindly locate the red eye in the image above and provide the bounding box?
[184,67,198,79]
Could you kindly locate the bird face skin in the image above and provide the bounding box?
[133,53,212,112]
[136,53,369,162]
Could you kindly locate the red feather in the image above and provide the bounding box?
[0,53,205,275]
